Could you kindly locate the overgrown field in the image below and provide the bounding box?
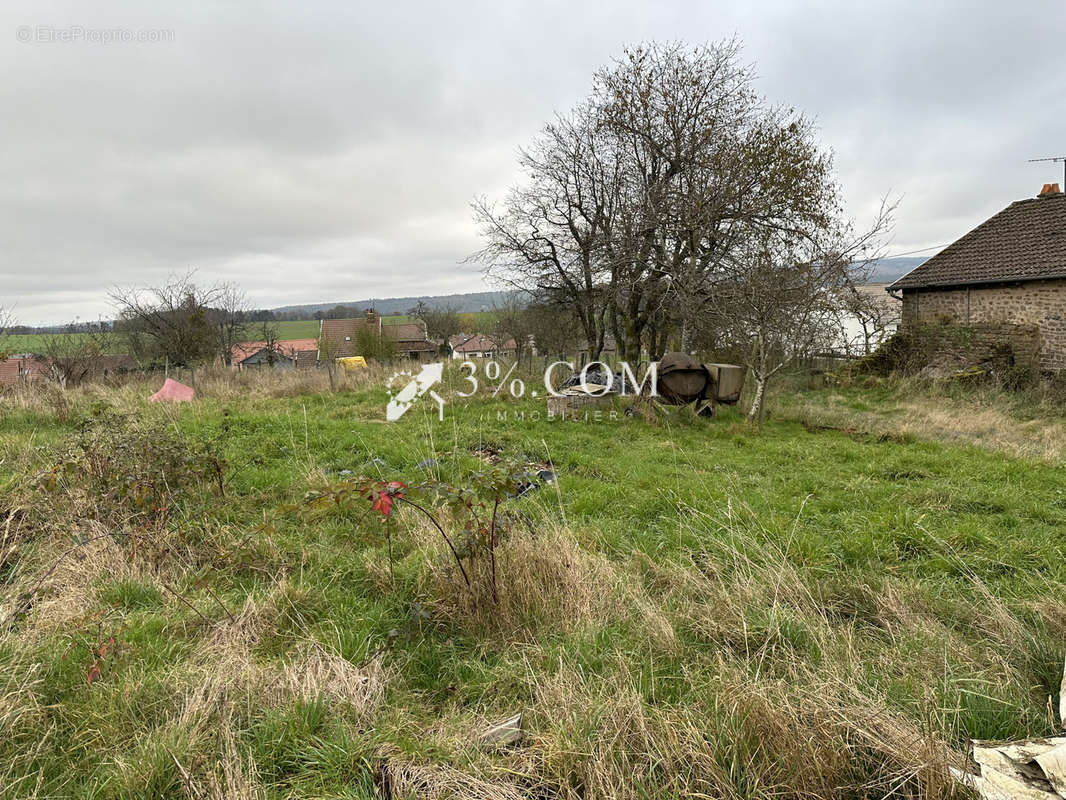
[1,366,1065,799]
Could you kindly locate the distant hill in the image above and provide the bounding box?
[268,262,927,317]
[271,291,514,315]
[866,256,929,284]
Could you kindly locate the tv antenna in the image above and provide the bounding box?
[1028,156,1066,187]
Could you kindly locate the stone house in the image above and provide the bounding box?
[889,184,1066,370]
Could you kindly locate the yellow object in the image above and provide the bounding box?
[338,356,368,370]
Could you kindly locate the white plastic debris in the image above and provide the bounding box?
[950,651,1066,800]
[478,713,523,748]
[1060,650,1066,729]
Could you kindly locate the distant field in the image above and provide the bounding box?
[273,319,321,339]
[3,313,503,354]
[1,323,329,354]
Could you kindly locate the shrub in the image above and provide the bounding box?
[40,409,225,521]
[856,323,1037,387]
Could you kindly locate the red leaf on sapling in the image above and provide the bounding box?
[371,481,406,520]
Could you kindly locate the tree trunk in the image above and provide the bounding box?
[680,319,692,354]
[747,374,767,424]
[746,334,767,424]
[609,302,624,361]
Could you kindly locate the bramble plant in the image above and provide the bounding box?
[302,461,535,604]
[39,409,228,521]
[62,618,121,686]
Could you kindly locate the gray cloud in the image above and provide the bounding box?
[2,0,1065,324]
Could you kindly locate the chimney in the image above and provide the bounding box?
[1039,183,1062,196]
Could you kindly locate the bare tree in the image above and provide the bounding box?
[0,306,16,358]
[317,334,340,391]
[41,322,116,387]
[474,41,847,362]
[0,306,14,337]
[525,303,579,360]
[709,203,894,423]
[256,320,284,366]
[473,98,617,359]
[411,302,462,344]
[215,284,250,366]
[110,273,245,378]
[491,295,536,362]
[839,284,901,356]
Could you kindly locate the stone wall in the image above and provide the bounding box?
[900,279,1066,370]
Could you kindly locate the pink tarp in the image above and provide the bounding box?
[149,378,196,403]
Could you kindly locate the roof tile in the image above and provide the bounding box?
[891,193,1066,290]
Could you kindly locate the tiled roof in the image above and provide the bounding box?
[450,334,516,353]
[385,322,430,344]
[891,192,1066,290]
[233,338,319,364]
[448,333,473,349]
[293,349,318,369]
[452,334,498,353]
[397,339,437,353]
[84,354,138,375]
[0,355,50,385]
[318,319,360,357]
[319,319,431,357]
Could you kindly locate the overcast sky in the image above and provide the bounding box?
[3,1,1065,325]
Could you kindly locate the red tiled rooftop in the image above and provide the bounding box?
[233,338,319,363]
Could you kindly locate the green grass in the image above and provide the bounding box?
[274,319,323,339]
[2,367,1065,798]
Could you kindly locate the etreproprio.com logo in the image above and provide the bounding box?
[385,360,657,421]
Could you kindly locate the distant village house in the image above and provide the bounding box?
[319,311,436,359]
[0,352,136,387]
[448,333,516,359]
[232,338,319,369]
[0,354,51,386]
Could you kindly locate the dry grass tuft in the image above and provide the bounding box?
[1,380,73,420]
[193,586,387,717]
[526,658,959,800]
[269,643,386,712]
[417,519,675,645]
[126,587,382,798]
[379,757,527,800]
[572,499,980,800]
[192,363,390,400]
[107,684,268,800]
[18,522,152,634]
[0,363,391,427]
[783,387,1066,461]
[198,592,277,666]
[0,643,51,797]
[195,716,267,800]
